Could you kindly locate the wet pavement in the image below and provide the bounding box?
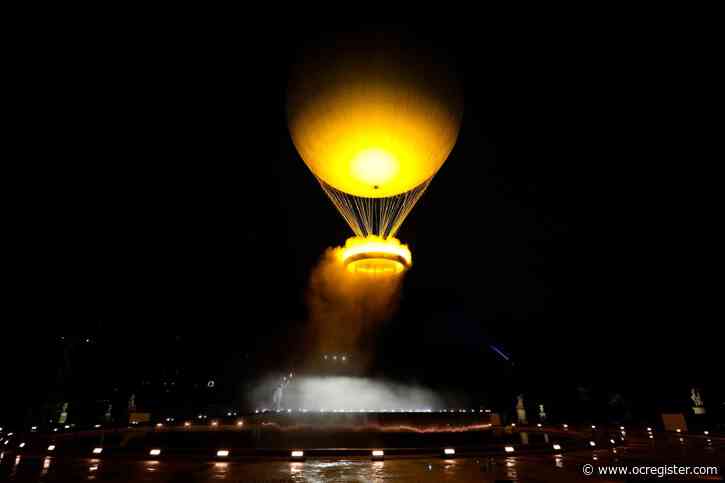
[0,433,721,481]
[0,454,613,482]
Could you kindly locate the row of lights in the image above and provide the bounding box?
[323,354,347,361]
[348,448,531,460]
[610,426,713,449]
[5,428,713,459]
[254,408,492,414]
[154,420,244,428]
[6,421,716,434]
[7,445,566,459]
[530,423,713,436]
[289,449,388,462]
[6,420,248,434]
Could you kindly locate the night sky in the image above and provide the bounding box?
[3,18,719,420]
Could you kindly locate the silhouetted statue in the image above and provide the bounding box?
[691,388,705,414]
[58,402,69,424]
[516,395,528,424]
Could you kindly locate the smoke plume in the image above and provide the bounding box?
[305,246,404,361]
[251,376,441,412]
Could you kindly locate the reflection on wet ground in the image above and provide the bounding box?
[0,435,721,482]
[0,456,573,482]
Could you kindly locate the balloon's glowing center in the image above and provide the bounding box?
[338,236,412,274]
[349,148,399,189]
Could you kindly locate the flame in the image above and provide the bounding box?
[336,236,412,274]
[258,421,492,433]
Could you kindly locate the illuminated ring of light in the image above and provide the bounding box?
[343,251,411,274]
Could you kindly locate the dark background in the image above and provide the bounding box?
[2,13,720,427]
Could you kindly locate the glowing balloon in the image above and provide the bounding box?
[288,37,462,240]
[288,56,462,199]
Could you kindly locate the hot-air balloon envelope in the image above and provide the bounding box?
[288,33,462,272]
